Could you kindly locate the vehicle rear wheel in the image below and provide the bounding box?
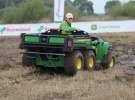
[102,50,115,69]
[64,50,84,76]
[84,50,96,71]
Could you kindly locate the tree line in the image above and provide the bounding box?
[0,0,94,23]
[0,0,135,23]
[105,0,135,17]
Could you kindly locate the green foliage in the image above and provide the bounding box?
[0,0,94,23]
[65,2,81,20]
[0,0,25,9]
[65,0,73,5]
[108,1,135,17]
[1,7,17,23]
[1,0,51,23]
[127,0,135,4]
[123,2,135,17]
[0,9,4,18]
[18,0,48,22]
[0,0,54,23]
[73,0,94,16]
[105,0,121,14]
[43,0,53,7]
[108,5,124,17]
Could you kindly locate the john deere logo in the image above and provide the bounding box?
[91,24,97,31]
[0,27,6,33]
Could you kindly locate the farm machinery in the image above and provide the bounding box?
[19,29,115,76]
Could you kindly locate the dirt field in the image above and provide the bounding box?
[0,33,135,100]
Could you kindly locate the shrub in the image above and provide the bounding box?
[123,3,135,17]
[109,5,124,17]
[0,9,4,19]
[109,2,135,18]
[2,7,18,23]
[2,0,50,23]
[19,0,48,22]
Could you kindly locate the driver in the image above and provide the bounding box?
[59,13,80,34]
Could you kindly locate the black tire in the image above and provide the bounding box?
[22,53,34,67]
[84,50,96,71]
[64,50,84,76]
[102,50,115,69]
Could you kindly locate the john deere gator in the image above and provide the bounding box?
[19,29,115,76]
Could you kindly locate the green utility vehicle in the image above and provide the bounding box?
[19,29,115,76]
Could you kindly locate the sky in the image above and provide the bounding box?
[90,0,129,14]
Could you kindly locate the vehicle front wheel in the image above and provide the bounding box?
[102,50,115,69]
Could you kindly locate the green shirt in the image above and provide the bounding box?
[59,20,76,33]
